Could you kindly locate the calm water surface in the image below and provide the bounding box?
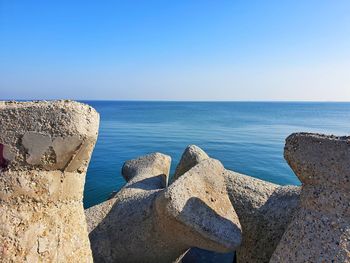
[83,101,350,208]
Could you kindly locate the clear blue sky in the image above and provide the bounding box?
[1,0,349,101]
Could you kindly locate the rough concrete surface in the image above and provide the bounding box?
[86,153,242,263]
[270,133,350,263]
[172,145,209,182]
[225,170,300,263]
[0,100,99,262]
[176,145,301,263]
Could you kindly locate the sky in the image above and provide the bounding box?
[0,0,350,101]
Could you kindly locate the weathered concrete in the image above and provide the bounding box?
[270,133,350,262]
[0,100,99,262]
[173,145,209,182]
[86,153,242,263]
[122,151,171,187]
[226,171,300,263]
[86,152,171,234]
[175,145,300,263]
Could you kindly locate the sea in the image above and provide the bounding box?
[82,101,350,209]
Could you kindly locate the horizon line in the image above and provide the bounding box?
[81,99,350,103]
[2,99,350,103]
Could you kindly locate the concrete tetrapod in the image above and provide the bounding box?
[0,100,99,262]
[172,144,209,182]
[86,153,242,263]
[270,133,350,262]
[225,170,300,263]
[174,145,300,263]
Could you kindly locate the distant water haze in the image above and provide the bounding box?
[83,101,350,208]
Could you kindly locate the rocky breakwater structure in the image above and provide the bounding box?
[1,100,348,263]
[86,153,242,263]
[174,145,301,263]
[0,101,99,262]
[270,133,350,262]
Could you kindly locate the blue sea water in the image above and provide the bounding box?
[82,101,350,208]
